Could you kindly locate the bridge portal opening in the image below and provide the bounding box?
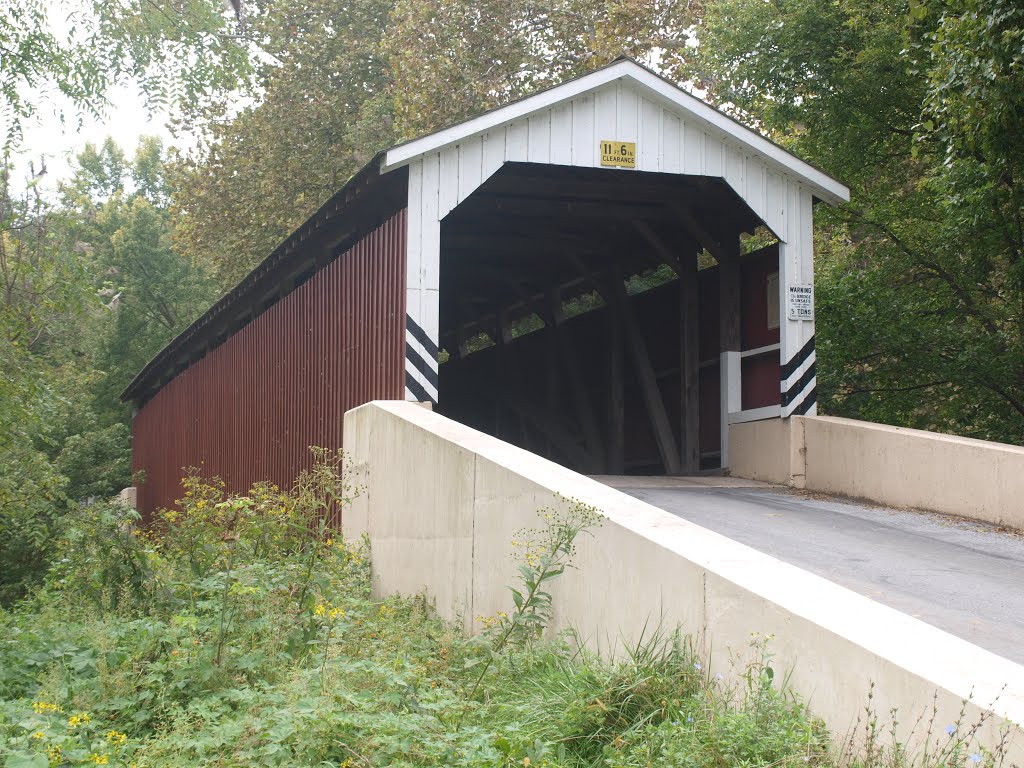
[436,163,781,476]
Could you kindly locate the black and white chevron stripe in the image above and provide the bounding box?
[405,314,439,405]
[780,335,816,417]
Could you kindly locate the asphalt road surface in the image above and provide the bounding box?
[597,477,1024,665]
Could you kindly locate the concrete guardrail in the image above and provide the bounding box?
[730,415,1024,531]
[344,400,1023,761]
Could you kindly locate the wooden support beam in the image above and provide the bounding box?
[719,237,742,469]
[478,175,701,205]
[719,239,741,352]
[440,275,594,352]
[456,195,675,223]
[568,255,612,302]
[497,306,515,346]
[607,293,625,474]
[669,201,729,264]
[632,220,683,276]
[444,231,593,252]
[610,278,682,475]
[680,247,700,474]
[547,289,604,470]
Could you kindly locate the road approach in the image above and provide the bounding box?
[596,476,1024,665]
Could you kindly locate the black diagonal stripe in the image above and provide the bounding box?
[406,342,439,389]
[793,387,817,415]
[781,361,816,406]
[406,315,439,361]
[405,371,436,404]
[780,335,816,381]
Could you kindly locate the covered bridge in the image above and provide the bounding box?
[123,58,849,516]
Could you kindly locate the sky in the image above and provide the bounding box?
[8,84,178,189]
[3,0,186,193]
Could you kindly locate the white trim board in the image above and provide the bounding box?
[382,59,849,206]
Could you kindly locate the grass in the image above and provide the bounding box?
[0,454,1015,767]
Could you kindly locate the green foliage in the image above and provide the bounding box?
[55,424,131,501]
[384,0,699,139]
[0,458,1014,765]
[696,0,1024,442]
[1,0,251,148]
[170,0,398,288]
[0,443,70,606]
[0,137,218,603]
[171,0,703,289]
[480,498,603,647]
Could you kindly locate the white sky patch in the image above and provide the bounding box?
[7,84,180,189]
[2,0,207,193]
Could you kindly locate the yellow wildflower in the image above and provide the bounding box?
[106,730,128,745]
[31,731,45,740]
[67,712,91,728]
[90,753,110,764]
[32,702,61,714]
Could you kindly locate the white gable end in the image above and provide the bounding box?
[384,60,848,207]
[397,61,837,420]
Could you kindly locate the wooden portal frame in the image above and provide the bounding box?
[390,60,846,468]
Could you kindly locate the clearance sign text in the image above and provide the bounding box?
[599,140,636,168]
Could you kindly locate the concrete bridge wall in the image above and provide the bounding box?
[343,400,1023,761]
[731,416,1024,531]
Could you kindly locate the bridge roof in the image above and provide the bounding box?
[123,59,848,407]
[384,57,849,205]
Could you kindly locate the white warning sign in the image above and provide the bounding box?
[787,284,814,321]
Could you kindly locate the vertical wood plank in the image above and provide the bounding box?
[680,247,700,473]
[405,159,424,312]
[616,82,639,143]
[550,102,573,165]
[611,277,681,475]
[724,144,744,196]
[506,120,529,162]
[745,159,766,225]
[571,95,596,167]
[683,121,704,175]
[419,152,441,354]
[528,111,552,164]
[704,133,723,177]
[662,111,681,174]
[438,145,459,218]
[799,187,815,285]
[481,129,506,182]
[607,289,624,474]
[457,135,483,204]
[594,84,618,144]
[765,170,786,238]
[639,98,661,171]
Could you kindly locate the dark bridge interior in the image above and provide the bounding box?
[436,162,781,475]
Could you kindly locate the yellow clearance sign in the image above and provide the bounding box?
[599,140,636,168]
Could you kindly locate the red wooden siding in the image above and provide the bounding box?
[131,210,407,516]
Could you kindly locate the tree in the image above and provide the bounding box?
[0,162,81,603]
[1,0,252,148]
[170,0,397,288]
[61,137,218,423]
[696,0,1024,442]
[384,0,699,139]
[0,136,219,604]
[171,0,703,289]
